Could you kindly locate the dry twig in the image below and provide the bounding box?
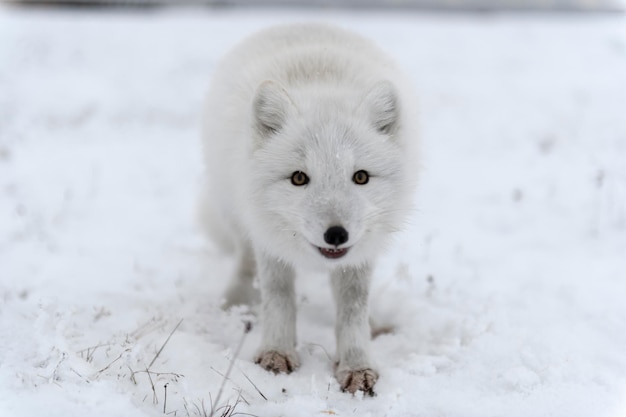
[149,319,184,369]
[209,321,252,417]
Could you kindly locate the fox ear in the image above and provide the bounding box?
[253,80,294,138]
[364,81,399,135]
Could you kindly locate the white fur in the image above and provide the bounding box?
[201,23,418,394]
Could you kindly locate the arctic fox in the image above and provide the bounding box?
[201,24,418,395]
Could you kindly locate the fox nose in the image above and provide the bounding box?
[324,226,349,246]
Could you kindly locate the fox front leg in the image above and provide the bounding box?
[331,264,378,396]
[254,252,300,373]
[222,241,260,309]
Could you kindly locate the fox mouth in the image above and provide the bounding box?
[318,246,349,259]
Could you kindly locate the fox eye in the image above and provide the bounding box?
[353,170,369,185]
[291,171,309,186]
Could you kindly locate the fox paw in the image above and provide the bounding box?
[336,368,378,396]
[255,350,299,374]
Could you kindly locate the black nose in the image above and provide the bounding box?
[324,226,349,246]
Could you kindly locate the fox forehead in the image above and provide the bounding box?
[287,127,399,180]
[251,92,403,182]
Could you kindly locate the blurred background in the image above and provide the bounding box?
[3,0,625,11]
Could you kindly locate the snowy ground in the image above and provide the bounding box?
[1,6,626,417]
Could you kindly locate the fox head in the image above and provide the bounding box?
[244,80,416,269]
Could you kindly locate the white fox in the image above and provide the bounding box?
[200,24,418,395]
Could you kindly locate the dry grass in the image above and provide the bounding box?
[75,318,261,417]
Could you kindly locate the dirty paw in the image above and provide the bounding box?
[337,368,378,396]
[254,350,299,374]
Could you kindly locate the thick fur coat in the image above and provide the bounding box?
[200,24,418,395]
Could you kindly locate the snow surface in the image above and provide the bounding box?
[1,6,626,417]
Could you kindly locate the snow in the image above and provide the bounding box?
[1,6,626,417]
